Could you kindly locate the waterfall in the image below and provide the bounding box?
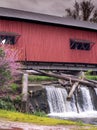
[46,85,97,118]
[94,88,97,95]
[46,86,72,113]
[79,86,93,111]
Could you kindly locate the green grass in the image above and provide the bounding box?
[0,110,97,130]
[86,75,97,80]
[0,109,82,126]
[28,75,56,82]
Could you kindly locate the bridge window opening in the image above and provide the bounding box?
[0,32,20,45]
[70,39,94,50]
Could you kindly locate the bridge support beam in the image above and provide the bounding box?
[21,73,28,112]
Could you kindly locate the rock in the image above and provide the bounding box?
[28,88,50,113]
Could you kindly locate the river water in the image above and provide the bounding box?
[46,85,97,125]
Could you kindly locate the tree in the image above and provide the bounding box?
[65,0,97,23]
[0,45,22,87]
[65,1,80,20]
[90,8,97,22]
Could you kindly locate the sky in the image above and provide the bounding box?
[0,0,97,17]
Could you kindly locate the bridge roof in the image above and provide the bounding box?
[0,7,97,31]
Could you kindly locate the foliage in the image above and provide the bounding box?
[0,99,15,111]
[14,95,22,103]
[85,70,92,75]
[65,0,97,23]
[29,75,56,82]
[0,95,22,112]
[2,45,22,77]
[10,83,19,91]
[33,110,47,117]
[85,70,97,80]
[0,45,22,87]
[86,75,97,80]
[13,95,22,112]
[0,47,11,86]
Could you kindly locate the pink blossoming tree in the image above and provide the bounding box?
[0,45,22,87]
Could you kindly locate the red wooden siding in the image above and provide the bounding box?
[0,19,97,64]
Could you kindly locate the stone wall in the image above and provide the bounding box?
[28,86,50,113]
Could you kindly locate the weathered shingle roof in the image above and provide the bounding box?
[0,7,97,31]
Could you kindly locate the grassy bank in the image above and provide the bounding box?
[0,110,97,130]
[0,109,77,126]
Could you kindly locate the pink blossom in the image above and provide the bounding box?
[0,45,22,85]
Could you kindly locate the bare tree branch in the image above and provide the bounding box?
[80,0,94,21]
[65,0,97,22]
[90,8,97,22]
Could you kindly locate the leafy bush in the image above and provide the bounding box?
[13,95,22,111]
[10,83,19,91]
[34,110,47,117]
[0,99,15,111]
[0,95,22,111]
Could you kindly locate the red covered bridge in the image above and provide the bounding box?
[0,7,97,71]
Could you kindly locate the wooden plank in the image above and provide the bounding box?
[67,82,79,100]
[32,70,97,87]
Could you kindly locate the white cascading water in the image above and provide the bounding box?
[94,88,97,95]
[80,86,93,111]
[46,85,97,118]
[46,86,73,113]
